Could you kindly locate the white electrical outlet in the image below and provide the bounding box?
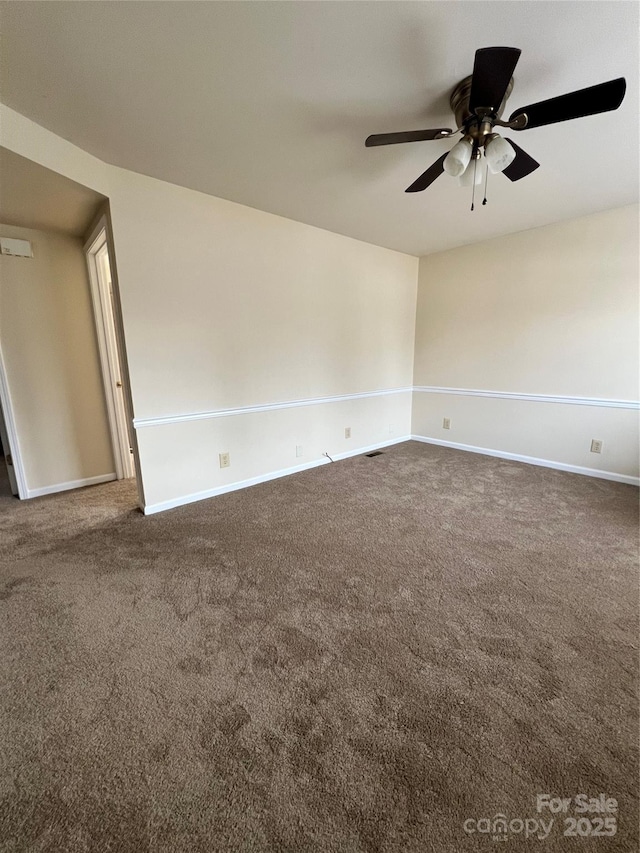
[219,452,231,468]
[296,445,303,458]
[389,424,394,434]
[345,427,351,439]
[590,439,603,454]
[443,417,451,430]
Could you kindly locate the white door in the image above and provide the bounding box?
[85,224,135,480]
[96,245,135,477]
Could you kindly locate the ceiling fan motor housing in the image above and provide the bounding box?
[450,74,515,149]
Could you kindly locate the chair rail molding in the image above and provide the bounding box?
[133,386,413,429]
[413,386,640,410]
[134,385,639,429]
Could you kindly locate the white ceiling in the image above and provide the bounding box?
[0,1,637,256]
[0,148,106,236]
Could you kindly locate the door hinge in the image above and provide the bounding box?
[6,454,13,466]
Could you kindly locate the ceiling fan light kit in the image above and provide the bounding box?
[458,158,485,188]
[365,46,627,210]
[484,134,516,174]
[443,137,473,177]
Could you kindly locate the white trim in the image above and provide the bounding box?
[0,342,28,498]
[143,436,410,514]
[27,473,117,499]
[84,218,135,479]
[83,215,109,258]
[133,385,639,431]
[411,435,639,486]
[413,385,639,410]
[133,387,413,429]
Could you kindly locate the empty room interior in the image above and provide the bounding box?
[0,2,638,851]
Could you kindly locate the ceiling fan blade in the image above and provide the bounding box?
[469,47,521,114]
[405,154,447,193]
[502,141,540,181]
[509,77,626,129]
[365,128,452,147]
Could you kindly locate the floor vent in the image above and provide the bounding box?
[365,451,384,458]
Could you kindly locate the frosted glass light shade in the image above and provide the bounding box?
[443,138,473,177]
[458,157,485,186]
[485,135,516,174]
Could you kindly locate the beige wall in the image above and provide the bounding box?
[138,394,412,511]
[0,106,110,196]
[0,224,114,492]
[413,205,640,480]
[2,106,637,508]
[109,168,416,416]
[108,168,417,510]
[1,108,418,510]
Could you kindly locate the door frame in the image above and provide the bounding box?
[0,344,28,498]
[84,215,136,480]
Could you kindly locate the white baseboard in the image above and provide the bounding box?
[143,436,411,515]
[411,435,639,486]
[27,472,117,499]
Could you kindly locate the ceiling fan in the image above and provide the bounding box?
[365,47,626,205]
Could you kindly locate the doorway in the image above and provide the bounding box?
[85,217,136,481]
[0,397,19,497]
[0,347,26,498]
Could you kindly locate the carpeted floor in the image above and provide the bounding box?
[0,441,638,852]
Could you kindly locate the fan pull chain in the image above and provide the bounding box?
[482,164,489,205]
[470,156,478,211]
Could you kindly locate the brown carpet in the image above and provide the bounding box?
[0,441,638,852]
